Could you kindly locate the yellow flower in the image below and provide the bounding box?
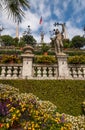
[6,123,9,128]
[7,104,10,107]
[28,127,31,130]
[32,123,34,128]
[64,123,72,130]
[18,113,21,117]
[54,117,60,123]
[16,110,20,114]
[9,97,12,102]
[21,107,26,112]
[9,107,15,112]
[12,114,16,120]
[24,126,27,130]
[35,110,39,116]
[35,123,39,128]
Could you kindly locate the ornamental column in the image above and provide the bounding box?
[57,53,71,79]
[21,46,34,79]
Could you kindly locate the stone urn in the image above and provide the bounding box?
[23,45,34,54]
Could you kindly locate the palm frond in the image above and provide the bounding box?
[1,0,30,22]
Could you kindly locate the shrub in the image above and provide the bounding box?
[68,55,85,64]
[65,51,85,56]
[34,55,57,64]
[0,49,22,55]
[0,84,72,130]
[0,55,21,64]
[0,84,85,130]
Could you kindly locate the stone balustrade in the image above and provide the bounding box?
[0,46,85,80]
[0,64,22,79]
[33,64,58,79]
[0,63,85,79]
[69,64,85,79]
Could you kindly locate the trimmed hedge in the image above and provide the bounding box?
[0,49,22,55]
[65,51,85,56]
[34,55,57,64]
[68,55,85,64]
[0,80,85,116]
[34,55,85,64]
[0,55,22,64]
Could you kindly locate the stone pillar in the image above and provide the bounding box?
[21,46,34,79]
[57,53,70,79]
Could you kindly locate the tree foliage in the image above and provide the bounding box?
[41,43,50,53]
[1,35,14,46]
[63,39,70,48]
[71,35,85,48]
[20,35,37,47]
[20,26,37,47]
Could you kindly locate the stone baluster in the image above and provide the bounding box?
[48,67,53,77]
[32,66,36,77]
[72,68,77,78]
[54,67,58,77]
[1,66,6,77]
[33,67,37,77]
[7,66,12,78]
[13,67,18,78]
[81,68,84,78]
[69,68,73,78]
[43,67,47,77]
[83,68,85,78]
[19,67,22,78]
[37,67,41,77]
[78,68,83,78]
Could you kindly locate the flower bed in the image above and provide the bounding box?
[34,55,57,64]
[0,55,21,64]
[0,84,85,130]
[68,55,85,64]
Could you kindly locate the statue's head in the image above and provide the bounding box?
[55,29,59,34]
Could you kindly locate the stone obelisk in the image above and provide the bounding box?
[16,21,19,38]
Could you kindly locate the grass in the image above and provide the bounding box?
[0,79,85,116]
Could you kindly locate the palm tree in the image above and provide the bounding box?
[0,0,30,22]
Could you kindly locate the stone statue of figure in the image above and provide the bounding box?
[51,23,65,54]
[54,28,63,54]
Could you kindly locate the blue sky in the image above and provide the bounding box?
[0,0,85,43]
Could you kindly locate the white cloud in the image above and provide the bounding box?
[66,21,83,40]
[0,0,85,43]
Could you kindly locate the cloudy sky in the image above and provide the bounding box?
[0,0,85,43]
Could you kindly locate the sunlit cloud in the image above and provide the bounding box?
[0,0,85,42]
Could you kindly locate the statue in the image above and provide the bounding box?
[54,28,63,54]
[51,23,65,55]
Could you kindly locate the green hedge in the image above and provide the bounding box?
[34,55,57,64]
[65,51,85,56]
[68,55,85,64]
[0,80,85,116]
[0,49,22,55]
[34,55,85,64]
[0,55,22,63]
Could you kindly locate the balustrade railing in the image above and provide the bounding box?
[33,64,58,79]
[69,64,85,79]
[0,64,22,79]
[0,63,85,79]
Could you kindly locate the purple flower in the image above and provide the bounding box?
[60,114,65,123]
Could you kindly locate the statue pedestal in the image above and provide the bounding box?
[57,53,70,79]
[21,54,34,79]
[21,46,34,79]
